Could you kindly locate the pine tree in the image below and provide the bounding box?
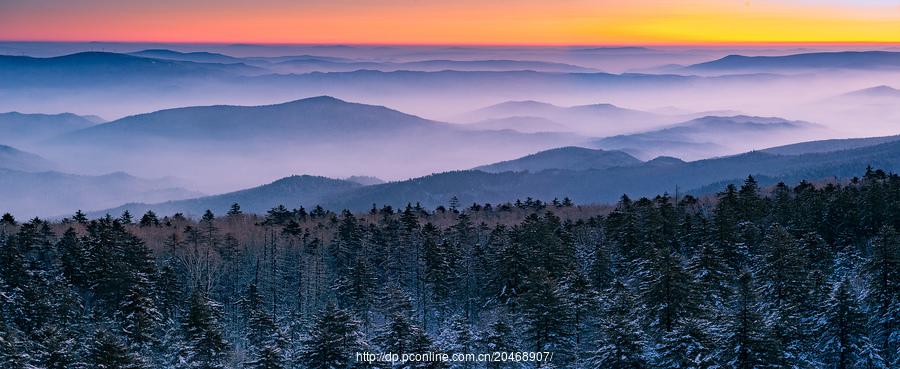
[334,256,377,331]
[89,329,138,369]
[557,270,598,360]
[687,241,731,308]
[866,225,900,366]
[654,317,717,369]
[637,246,693,333]
[245,344,285,369]
[0,213,15,226]
[180,290,230,369]
[818,279,879,369]
[723,272,776,369]
[436,315,476,368]
[227,203,243,217]
[73,210,88,224]
[139,211,160,227]
[408,328,446,369]
[478,320,516,369]
[591,280,646,369]
[120,210,134,225]
[519,271,573,365]
[0,320,30,369]
[56,227,88,289]
[240,283,287,369]
[118,274,162,355]
[300,304,366,369]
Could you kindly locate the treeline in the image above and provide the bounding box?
[0,168,898,369]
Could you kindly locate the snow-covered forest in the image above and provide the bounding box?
[1,168,898,369]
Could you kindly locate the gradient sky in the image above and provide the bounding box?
[1,0,898,44]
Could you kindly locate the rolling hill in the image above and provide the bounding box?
[593,115,825,160]
[0,52,263,87]
[455,100,668,135]
[96,175,360,217]
[129,49,246,64]
[473,146,641,173]
[462,116,570,133]
[0,169,201,218]
[45,96,582,191]
[94,138,900,217]
[0,111,98,144]
[0,145,57,172]
[56,96,448,145]
[270,59,597,74]
[685,51,900,73]
[762,134,900,155]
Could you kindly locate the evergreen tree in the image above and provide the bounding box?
[120,210,134,225]
[227,203,243,217]
[89,329,139,369]
[519,271,573,365]
[591,280,646,369]
[0,321,30,369]
[300,304,366,369]
[179,290,230,369]
[723,272,776,369]
[866,226,900,366]
[478,320,517,369]
[436,315,476,368]
[139,211,160,227]
[654,317,717,369]
[0,213,15,226]
[557,270,598,360]
[819,280,881,369]
[637,246,693,333]
[73,210,88,224]
[118,274,162,355]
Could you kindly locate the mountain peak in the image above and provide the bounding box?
[842,85,900,98]
[475,146,641,173]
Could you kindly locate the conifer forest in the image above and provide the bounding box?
[1,168,898,369]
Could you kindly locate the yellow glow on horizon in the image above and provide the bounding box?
[0,1,897,44]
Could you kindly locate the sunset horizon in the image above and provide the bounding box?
[2,0,898,45]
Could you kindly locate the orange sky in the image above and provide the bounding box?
[1,0,898,44]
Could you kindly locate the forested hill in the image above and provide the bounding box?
[0,168,897,368]
[99,138,900,217]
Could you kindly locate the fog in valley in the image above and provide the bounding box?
[3,42,900,217]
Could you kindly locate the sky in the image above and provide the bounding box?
[0,0,898,44]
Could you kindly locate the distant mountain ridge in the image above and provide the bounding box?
[96,175,360,217]
[0,111,98,144]
[0,145,57,172]
[96,138,900,217]
[474,147,641,173]
[762,134,900,155]
[56,96,446,145]
[594,115,824,160]
[686,51,900,72]
[129,49,245,64]
[456,100,669,136]
[0,169,201,218]
[45,96,582,191]
[0,51,264,87]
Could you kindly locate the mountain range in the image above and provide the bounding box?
[96,134,900,217]
[454,100,676,136]
[593,115,826,160]
[474,147,641,173]
[0,145,57,172]
[0,111,98,145]
[685,51,900,73]
[41,96,582,191]
[0,169,201,217]
[0,52,265,88]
